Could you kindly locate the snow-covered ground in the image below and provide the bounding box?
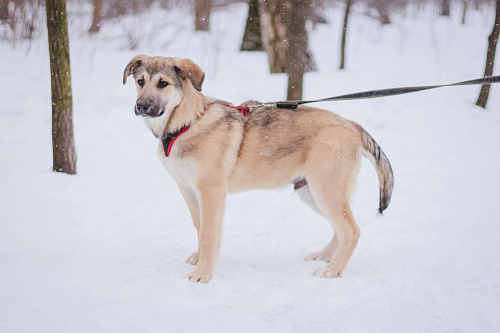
[1,2,500,332]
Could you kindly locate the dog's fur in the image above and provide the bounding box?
[123,55,394,283]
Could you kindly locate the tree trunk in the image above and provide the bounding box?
[462,0,467,24]
[88,0,104,34]
[311,5,327,27]
[132,0,140,13]
[195,0,212,31]
[476,0,500,109]
[259,0,316,74]
[440,0,451,16]
[340,0,352,70]
[259,0,291,73]
[241,0,263,51]
[46,0,77,174]
[286,0,311,100]
[0,1,8,21]
[375,0,390,25]
[114,0,128,17]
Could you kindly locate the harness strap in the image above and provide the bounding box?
[218,103,250,117]
[162,125,190,157]
[162,103,250,157]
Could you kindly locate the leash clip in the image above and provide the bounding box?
[276,101,299,109]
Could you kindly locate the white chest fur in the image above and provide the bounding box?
[156,142,199,188]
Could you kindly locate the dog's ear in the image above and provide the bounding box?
[173,58,205,92]
[123,55,147,85]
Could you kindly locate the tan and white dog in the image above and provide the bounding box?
[123,55,394,283]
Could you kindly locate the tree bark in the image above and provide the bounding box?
[375,0,390,25]
[462,0,467,25]
[195,0,212,31]
[259,0,316,74]
[440,0,451,16]
[132,0,140,13]
[88,0,104,34]
[476,0,500,109]
[0,1,8,21]
[46,0,77,174]
[286,0,312,100]
[259,0,291,73]
[340,0,352,69]
[241,0,263,51]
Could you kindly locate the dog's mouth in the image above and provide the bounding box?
[135,107,165,118]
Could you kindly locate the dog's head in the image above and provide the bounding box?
[123,55,205,118]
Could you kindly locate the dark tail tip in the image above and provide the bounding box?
[378,193,390,215]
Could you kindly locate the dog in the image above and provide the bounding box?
[123,55,394,283]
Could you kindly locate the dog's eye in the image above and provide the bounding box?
[137,78,145,87]
[158,80,169,88]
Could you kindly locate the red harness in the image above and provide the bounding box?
[162,125,191,157]
[223,104,250,117]
[162,103,250,157]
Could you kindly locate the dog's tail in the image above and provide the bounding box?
[356,124,394,214]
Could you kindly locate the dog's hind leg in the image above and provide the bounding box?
[304,235,339,263]
[313,202,359,278]
[307,179,360,278]
[296,185,339,262]
[304,147,362,278]
[304,235,339,262]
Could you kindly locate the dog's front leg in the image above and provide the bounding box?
[185,184,226,283]
[178,186,201,265]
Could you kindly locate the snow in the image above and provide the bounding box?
[1,2,500,332]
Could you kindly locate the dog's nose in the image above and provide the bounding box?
[135,101,151,115]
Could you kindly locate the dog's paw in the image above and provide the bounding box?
[304,251,332,262]
[186,251,200,265]
[185,267,213,284]
[313,266,342,278]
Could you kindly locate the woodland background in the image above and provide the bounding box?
[1,0,500,332]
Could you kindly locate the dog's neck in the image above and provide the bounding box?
[146,83,207,138]
[165,84,206,135]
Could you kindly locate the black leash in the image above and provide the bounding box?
[275,75,500,109]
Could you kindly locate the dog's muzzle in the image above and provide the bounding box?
[135,101,151,116]
[135,101,164,117]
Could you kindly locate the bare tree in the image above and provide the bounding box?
[286,0,312,100]
[132,0,154,13]
[89,0,104,34]
[259,0,316,74]
[241,0,263,51]
[462,0,468,24]
[0,1,8,21]
[340,0,352,69]
[375,0,390,25]
[195,0,212,31]
[440,0,451,16]
[46,0,77,174]
[259,0,291,73]
[132,0,140,13]
[311,0,327,27]
[476,0,500,108]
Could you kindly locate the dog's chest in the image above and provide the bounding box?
[156,142,198,187]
